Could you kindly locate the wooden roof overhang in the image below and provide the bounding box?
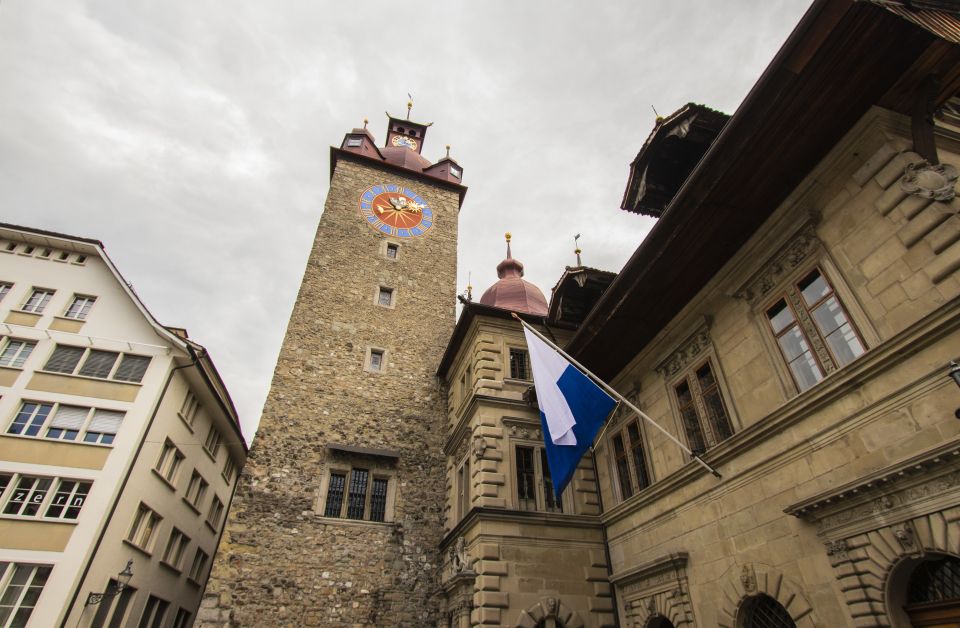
[566,0,960,381]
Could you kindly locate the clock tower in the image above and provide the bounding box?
[202,111,466,627]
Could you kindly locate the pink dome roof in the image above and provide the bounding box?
[479,237,548,316]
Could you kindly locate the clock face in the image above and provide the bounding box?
[391,134,418,151]
[359,184,434,238]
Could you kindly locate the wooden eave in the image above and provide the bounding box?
[329,146,468,206]
[566,0,960,382]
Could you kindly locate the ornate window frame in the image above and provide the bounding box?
[315,445,399,524]
[611,552,695,627]
[504,418,572,514]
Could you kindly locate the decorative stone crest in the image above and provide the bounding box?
[544,597,557,615]
[740,564,757,594]
[449,536,475,575]
[734,222,820,302]
[656,325,711,377]
[894,525,914,549]
[900,160,958,201]
[825,539,849,558]
[472,435,487,460]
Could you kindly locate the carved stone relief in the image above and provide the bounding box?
[655,325,711,378]
[616,553,694,627]
[900,160,958,201]
[734,222,821,303]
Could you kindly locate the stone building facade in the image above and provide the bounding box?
[201,115,466,626]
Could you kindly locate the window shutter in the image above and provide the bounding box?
[44,345,85,373]
[113,355,150,383]
[49,405,88,430]
[78,350,118,378]
[88,410,124,434]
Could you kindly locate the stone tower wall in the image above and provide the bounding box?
[201,156,461,627]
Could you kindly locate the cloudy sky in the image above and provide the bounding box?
[0,0,810,442]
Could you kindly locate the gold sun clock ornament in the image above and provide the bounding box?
[359,184,434,238]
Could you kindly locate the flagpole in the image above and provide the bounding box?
[513,313,722,479]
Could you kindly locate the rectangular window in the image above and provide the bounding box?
[346,469,369,520]
[626,422,651,490]
[90,579,136,628]
[0,563,52,627]
[377,287,393,306]
[128,503,161,551]
[450,165,462,179]
[673,359,733,454]
[346,137,362,147]
[766,268,866,392]
[515,446,537,511]
[137,595,169,628]
[456,458,470,520]
[84,409,123,444]
[540,448,562,513]
[8,402,53,437]
[386,243,399,259]
[370,477,389,522]
[222,456,237,484]
[206,495,224,529]
[8,401,122,445]
[161,528,190,570]
[0,339,35,368]
[21,288,54,313]
[43,345,151,383]
[203,427,221,458]
[612,434,633,499]
[323,473,345,517]
[369,349,384,372]
[0,282,11,302]
[188,549,209,583]
[514,445,563,512]
[509,349,530,380]
[185,471,208,510]
[4,476,52,517]
[63,295,96,320]
[172,609,191,628]
[44,479,91,520]
[156,440,185,484]
[179,391,200,426]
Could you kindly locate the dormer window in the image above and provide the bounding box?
[346,137,362,148]
[450,166,462,179]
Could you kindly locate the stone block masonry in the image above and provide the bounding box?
[201,156,461,627]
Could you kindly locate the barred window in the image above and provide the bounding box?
[738,594,797,628]
[509,348,530,380]
[321,467,393,523]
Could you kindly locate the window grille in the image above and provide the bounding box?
[509,349,530,380]
[907,556,960,604]
[739,594,796,628]
[370,478,389,522]
[324,473,345,517]
[346,469,369,519]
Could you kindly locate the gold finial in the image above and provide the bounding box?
[467,271,473,301]
[505,232,511,242]
[407,93,413,120]
[446,145,451,159]
[363,118,368,129]
[574,233,582,266]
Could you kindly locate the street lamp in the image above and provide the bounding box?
[85,560,134,606]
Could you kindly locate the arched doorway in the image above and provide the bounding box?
[737,594,797,628]
[645,615,676,628]
[901,555,960,627]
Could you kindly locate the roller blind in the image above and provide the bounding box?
[49,405,88,430]
[88,410,124,434]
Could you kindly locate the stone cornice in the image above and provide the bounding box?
[784,440,960,536]
[439,507,603,550]
[601,294,960,530]
[610,552,688,586]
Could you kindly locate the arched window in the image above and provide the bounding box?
[904,556,960,624]
[645,616,676,628]
[738,594,796,628]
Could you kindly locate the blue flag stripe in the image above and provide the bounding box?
[540,364,617,499]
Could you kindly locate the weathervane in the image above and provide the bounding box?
[574,233,582,266]
[407,93,413,120]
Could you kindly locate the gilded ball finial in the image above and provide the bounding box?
[363,117,368,129]
[505,232,512,242]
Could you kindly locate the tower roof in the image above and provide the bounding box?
[478,234,548,316]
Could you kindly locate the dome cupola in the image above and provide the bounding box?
[479,234,548,316]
